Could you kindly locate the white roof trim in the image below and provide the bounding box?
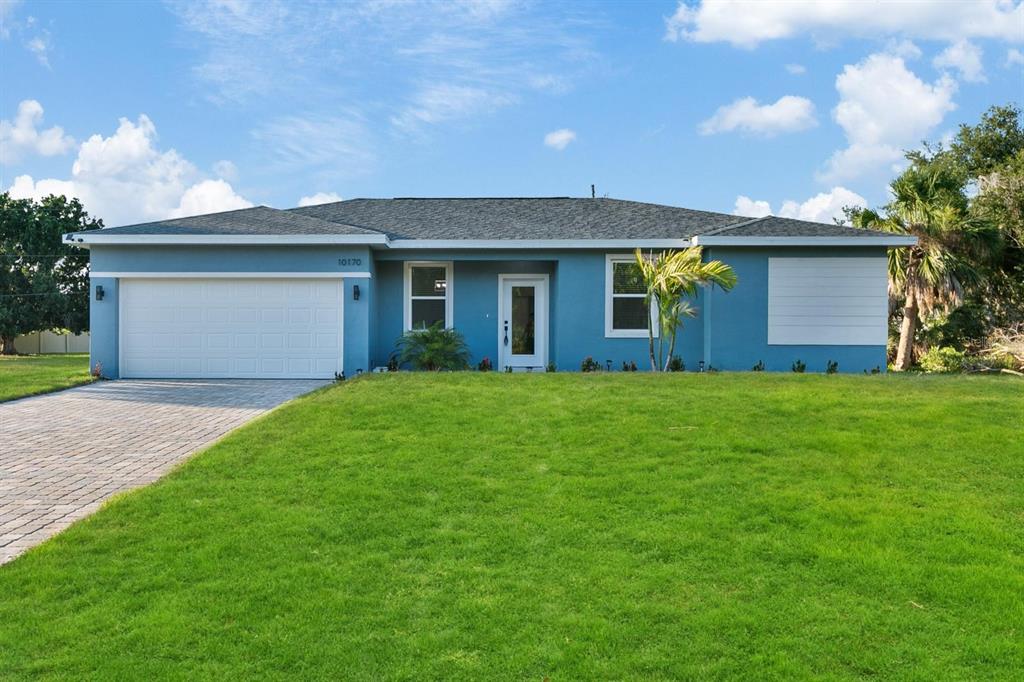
[91,271,372,279]
[65,233,388,246]
[691,235,917,247]
[386,239,693,249]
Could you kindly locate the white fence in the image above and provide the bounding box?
[13,331,90,354]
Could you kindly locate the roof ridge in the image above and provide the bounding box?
[696,215,770,237]
[389,196,574,201]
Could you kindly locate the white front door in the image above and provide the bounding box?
[498,275,548,371]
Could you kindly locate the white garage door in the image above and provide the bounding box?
[120,278,343,378]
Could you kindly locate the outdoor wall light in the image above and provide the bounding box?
[95,285,105,301]
[699,360,705,372]
[353,284,360,301]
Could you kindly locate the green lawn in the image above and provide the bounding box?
[0,353,92,402]
[1,374,1022,679]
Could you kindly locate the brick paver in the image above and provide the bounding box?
[0,379,328,564]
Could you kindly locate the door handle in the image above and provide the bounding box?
[503,320,509,346]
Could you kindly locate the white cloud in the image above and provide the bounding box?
[212,159,238,182]
[0,0,21,39]
[25,33,49,68]
[0,99,75,164]
[933,39,986,83]
[167,0,590,145]
[171,180,252,217]
[733,195,772,218]
[665,0,1024,48]
[1008,48,1024,67]
[391,83,516,132]
[543,128,576,150]
[251,113,376,175]
[297,192,343,207]
[884,38,922,60]
[699,95,817,137]
[6,112,251,225]
[733,187,867,224]
[818,54,956,183]
[779,187,868,223]
[785,63,806,75]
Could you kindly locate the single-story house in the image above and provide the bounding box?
[66,197,914,378]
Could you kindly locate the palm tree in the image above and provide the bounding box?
[634,246,737,371]
[854,163,1000,370]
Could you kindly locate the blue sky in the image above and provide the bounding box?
[1,0,1022,227]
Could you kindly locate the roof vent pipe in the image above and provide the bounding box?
[591,184,595,199]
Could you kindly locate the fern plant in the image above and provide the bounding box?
[791,359,806,373]
[395,323,470,371]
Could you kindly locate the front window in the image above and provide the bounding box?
[605,255,654,337]
[405,262,452,330]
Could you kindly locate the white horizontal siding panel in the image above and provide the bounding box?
[768,257,888,346]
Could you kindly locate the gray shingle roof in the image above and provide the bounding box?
[704,215,889,238]
[89,198,897,241]
[290,197,742,240]
[92,205,378,236]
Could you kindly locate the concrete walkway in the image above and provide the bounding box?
[0,379,328,564]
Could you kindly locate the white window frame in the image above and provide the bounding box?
[403,261,454,331]
[605,254,657,338]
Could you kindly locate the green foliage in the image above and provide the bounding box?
[826,360,839,375]
[919,302,990,350]
[948,104,1024,177]
[667,356,684,372]
[580,356,601,372]
[634,246,737,371]
[791,359,806,373]
[751,360,765,372]
[0,193,101,353]
[394,323,470,371]
[545,362,556,373]
[919,346,966,373]
[621,360,638,372]
[477,357,493,372]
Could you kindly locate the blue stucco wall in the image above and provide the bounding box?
[88,245,373,378]
[374,250,703,371]
[703,246,888,373]
[84,243,890,377]
[89,276,118,378]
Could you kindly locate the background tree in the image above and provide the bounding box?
[634,246,736,371]
[849,103,1020,369]
[0,193,101,354]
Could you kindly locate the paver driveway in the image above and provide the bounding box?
[0,379,328,564]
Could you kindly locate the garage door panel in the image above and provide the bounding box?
[316,308,339,324]
[120,278,343,379]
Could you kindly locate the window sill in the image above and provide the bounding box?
[605,330,656,339]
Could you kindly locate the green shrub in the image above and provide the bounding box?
[395,323,470,371]
[667,356,685,372]
[580,356,602,372]
[791,359,806,373]
[751,360,765,371]
[826,360,839,374]
[918,346,967,373]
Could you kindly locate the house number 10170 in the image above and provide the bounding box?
[338,258,362,266]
